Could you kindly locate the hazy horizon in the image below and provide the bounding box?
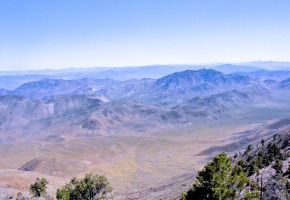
[1,0,290,71]
[1,60,290,73]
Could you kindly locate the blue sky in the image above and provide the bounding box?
[0,0,290,70]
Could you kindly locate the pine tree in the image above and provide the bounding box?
[185,153,250,200]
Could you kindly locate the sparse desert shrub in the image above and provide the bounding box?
[245,144,253,155]
[286,181,290,191]
[30,177,49,198]
[261,139,265,146]
[273,159,283,174]
[56,173,112,200]
[282,139,289,149]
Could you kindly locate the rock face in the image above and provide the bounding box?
[155,69,249,90]
[236,122,290,200]
[82,119,101,130]
[12,78,117,100]
[279,78,290,89]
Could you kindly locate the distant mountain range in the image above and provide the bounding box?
[1,61,290,90]
[1,68,290,142]
[0,69,269,102]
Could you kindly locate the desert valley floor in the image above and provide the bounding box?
[1,90,290,199]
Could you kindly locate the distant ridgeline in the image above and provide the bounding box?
[2,68,290,140]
